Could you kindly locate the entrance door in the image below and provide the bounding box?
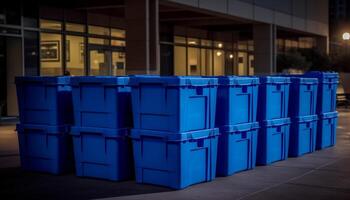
[88,45,125,76]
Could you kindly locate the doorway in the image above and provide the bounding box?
[88,45,125,76]
[0,36,23,117]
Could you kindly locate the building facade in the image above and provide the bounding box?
[0,0,329,116]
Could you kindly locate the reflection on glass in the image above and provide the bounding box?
[111,28,126,38]
[40,19,62,30]
[201,48,212,76]
[111,39,126,47]
[88,25,110,36]
[112,51,126,76]
[66,35,85,75]
[88,37,109,45]
[188,47,200,75]
[174,46,186,75]
[89,50,110,75]
[214,50,224,75]
[174,36,186,44]
[66,23,85,33]
[40,33,62,76]
[188,38,199,46]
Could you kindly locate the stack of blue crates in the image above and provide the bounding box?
[129,76,219,189]
[303,72,339,150]
[215,76,260,176]
[70,76,133,181]
[287,77,319,157]
[15,77,74,174]
[257,76,291,165]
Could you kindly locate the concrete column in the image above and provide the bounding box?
[253,24,276,75]
[125,0,159,74]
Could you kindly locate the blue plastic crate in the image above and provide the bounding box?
[258,76,290,120]
[70,76,132,129]
[16,124,73,174]
[216,76,259,127]
[316,111,338,150]
[15,76,73,125]
[288,77,318,117]
[289,115,318,157]
[130,128,219,189]
[257,118,291,165]
[304,71,339,113]
[216,122,259,177]
[70,127,133,181]
[129,76,218,132]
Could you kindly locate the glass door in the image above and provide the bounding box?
[112,51,126,76]
[89,48,111,76]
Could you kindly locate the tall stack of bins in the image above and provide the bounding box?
[15,77,73,174]
[257,76,291,165]
[70,76,133,181]
[129,76,219,189]
[287,77,318,157]
[303,72,339,150]
[215,76,260,176]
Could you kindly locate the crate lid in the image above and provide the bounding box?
[70,127,129,138]
[129,75,218,87]
[130,128,219,141]
[219,122,259,133]
[292,115,318,123]
[289,77,318,84]
[261,118,291,127]
[15,76,70,85]
[319,111,338,119]
[70,76,129,86]
[217,76,260,86]
[259,76,291,84]
[304,71,339,83]
[16,124,70,134]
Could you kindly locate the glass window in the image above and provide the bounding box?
[24,31,39,76]
[88,25,110,36]
[174,46,186,75]
[111,39,126,47]
[201,39,212,47]
[5,4,21,25]
[187,47,200,75]
[201,48,213,75]
[23,2,38,28]
[238,41,248,50]
[248,40,254,51]
[0,8,5,24]
[225,52,234,75]
[188,38,199,46]
[40,19,62,30]
[214,50,225,75]
[40,33,62,76]
[111,28,126,38]
[174,36,186,44]
[89,50,110,76]
[248,54,254,75]
[66,35,85,76]
[66,23,85,33]
[112,51,126,76]
[237,52,248,75]
[88,38,109,45]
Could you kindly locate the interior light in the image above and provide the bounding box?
[216,51,222,56]
[343,32,350,40]
[229,54,234,59]
[218,43,223,48]
[188,41,197,45]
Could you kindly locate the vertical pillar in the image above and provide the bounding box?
[315,36,329,54]
[253,24,276,75]
[125,0,159,74]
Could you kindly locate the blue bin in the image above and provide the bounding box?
[288,77,318,117]
[216,76,259,126]
[258,77,290,120]
[70,76,132,129]
[289,115,318,157]
[70,127,133,181]
[257,118,291,165]
[216,122,259,177]
[129,76,218,132]
[304,71,339,113]
[130,128,219,189]
[316,111,338,150]
[15,76,73,125]
[16,124,73,174]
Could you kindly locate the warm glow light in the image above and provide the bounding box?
[216,51,222,56]
[188,41,197,45]
[218,43,223,48]
[229,54,233,59]
[343,32,350,40]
